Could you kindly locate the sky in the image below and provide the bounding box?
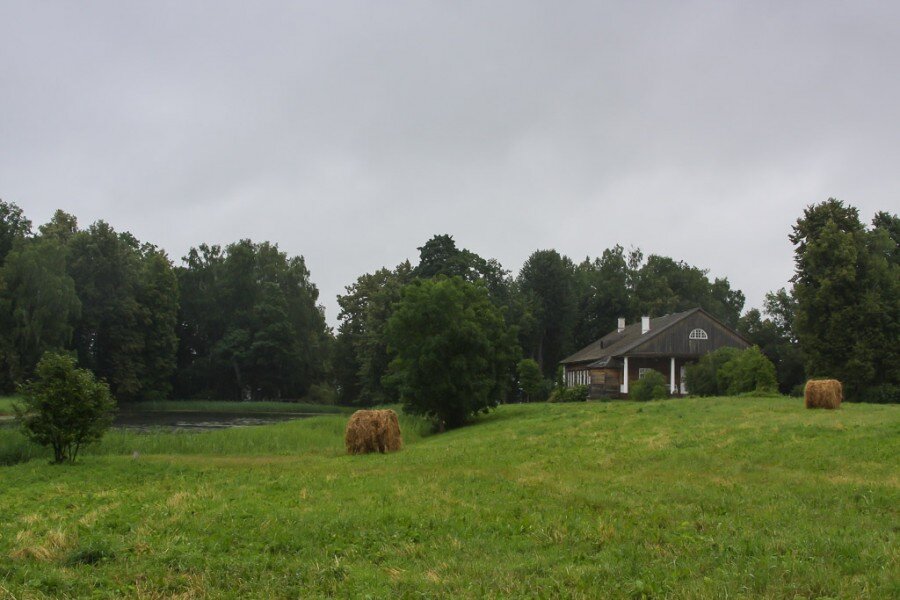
[2,1,898,326]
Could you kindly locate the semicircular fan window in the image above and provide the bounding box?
[689,328,708,340]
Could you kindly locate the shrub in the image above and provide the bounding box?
[685,347,741,396]
[548,385,588,403]
[630,370,669,401]
[685,346,776,396]
[718,346,778,395]
[14,352,115,464]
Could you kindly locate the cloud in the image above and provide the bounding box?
[2,1,898,323]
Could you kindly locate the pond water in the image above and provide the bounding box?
[112,411,326,432]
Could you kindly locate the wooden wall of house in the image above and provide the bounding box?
[629,312,749,358]
[590,368,619,386]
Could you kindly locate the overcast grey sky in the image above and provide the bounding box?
[2,1,898,325]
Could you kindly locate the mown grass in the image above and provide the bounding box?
[1,397,898,598]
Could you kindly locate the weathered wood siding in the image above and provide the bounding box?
[590,368,619,386]
[628,312,749,358]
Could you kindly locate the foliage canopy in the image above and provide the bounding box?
[385,277,518,429]
[789,199,899,398]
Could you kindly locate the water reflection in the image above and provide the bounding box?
[113,411,321,432]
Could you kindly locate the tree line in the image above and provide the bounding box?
[334,234,748,406]
[0,205,330,401]
[1,198,897,406]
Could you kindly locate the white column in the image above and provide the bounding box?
[670,357,676,395]
[622,357,629,395]
[562,365,567,387]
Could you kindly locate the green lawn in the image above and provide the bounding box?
[1,397,897,598]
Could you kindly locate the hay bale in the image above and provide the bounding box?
[804,379,843,409]
[344,409,403,454]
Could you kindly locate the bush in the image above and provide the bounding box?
[630,370,669,401]
[685,346,777,397]
[14,352,115,464]
[685,347,741,396]
[719,346,778,395]
[856,384,900,404]
[549,385,588,403]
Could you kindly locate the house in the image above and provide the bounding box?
[559,307,750,398]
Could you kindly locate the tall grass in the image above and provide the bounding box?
[0,405,433,464]
[0,427,47,465]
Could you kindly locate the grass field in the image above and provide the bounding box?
[1,397,898,598]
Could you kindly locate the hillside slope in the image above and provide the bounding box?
[1,398,898,598]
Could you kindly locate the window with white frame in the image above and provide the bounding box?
[689,328,708,340]
[638,368,653,379]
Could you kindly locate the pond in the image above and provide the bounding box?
[112,411,328,432]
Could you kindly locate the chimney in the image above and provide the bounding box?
[617,318,626,333]
[641,316,650,334]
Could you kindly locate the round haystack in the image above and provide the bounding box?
[344,409,403,454]
[804,379,843,409]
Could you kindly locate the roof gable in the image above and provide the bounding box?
[560,308,698,364]
[560,308,749,365]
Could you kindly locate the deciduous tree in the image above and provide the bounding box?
[790,199,899,398]
[385,277,518,429]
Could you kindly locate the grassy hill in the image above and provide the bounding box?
[1,397,897,598]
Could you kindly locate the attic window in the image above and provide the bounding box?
[689,328,708,340]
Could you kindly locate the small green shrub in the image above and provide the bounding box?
[15,352,116,464]
[685,347,741,396]
[685,346,777,397]
[630,370,669,401]
[719,346,778,395]
[549,385,588,403]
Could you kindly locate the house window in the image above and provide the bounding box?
[689,328,708,340]
[638,368,653,379]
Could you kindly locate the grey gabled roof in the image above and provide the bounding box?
[560,308,701,365]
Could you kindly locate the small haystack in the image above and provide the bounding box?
[804,379,843,409]
[344,409,403,454]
